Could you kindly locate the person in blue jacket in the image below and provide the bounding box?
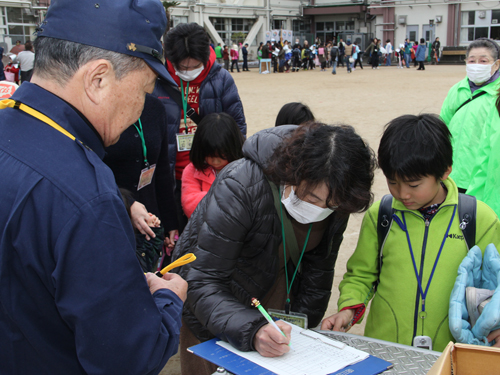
[416,38,427,70]
[0,1,187,374]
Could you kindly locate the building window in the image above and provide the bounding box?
[273,20,285,30]
[212,17,225,31]
[492,10,500,24]
[232,18,243,31]
[171,16,188,28]
[0,6,38,47]
[209,17,254,46]
[461,10,500,42]
[293,20,311,33]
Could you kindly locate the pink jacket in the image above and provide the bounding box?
[181,162,216,218]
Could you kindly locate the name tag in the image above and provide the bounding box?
[176,133,194,152]
[269,309,308,329]
[137,164,156,191]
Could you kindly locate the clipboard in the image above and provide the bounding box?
[188,336,392,375]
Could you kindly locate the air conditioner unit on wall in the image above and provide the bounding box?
[478,11,486,19]
[398,15,407,25]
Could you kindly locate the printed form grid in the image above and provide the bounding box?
[216,323,368,375]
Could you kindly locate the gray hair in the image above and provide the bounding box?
[33,37,146,86]
[466,38,499,60]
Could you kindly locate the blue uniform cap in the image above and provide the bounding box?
[37,0,175,85]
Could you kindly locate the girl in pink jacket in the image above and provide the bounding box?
[181,113,245,218]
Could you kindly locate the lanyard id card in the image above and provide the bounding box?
[176,133,194,152]
[137,164,156,191]
[268,309,308,329]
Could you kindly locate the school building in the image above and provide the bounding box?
[1,0,497,57]
[168,0,499,54]
[0,0,49,52]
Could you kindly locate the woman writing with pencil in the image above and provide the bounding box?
[172,123,376,374]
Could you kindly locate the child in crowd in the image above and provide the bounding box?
[275,102,315,127]
[321,114,500,352]
[181,113,244,218]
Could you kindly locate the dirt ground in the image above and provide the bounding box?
[160,63,467,375]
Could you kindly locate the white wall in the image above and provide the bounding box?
[393,4,448,46]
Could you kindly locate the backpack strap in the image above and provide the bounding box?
[162,83,202,125]
[376,194,394,287]
[377,194,394,255]
[458,193,477,250]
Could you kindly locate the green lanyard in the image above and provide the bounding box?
[280,189,313,314]
[133,118,149,167]
[180,79,189,134]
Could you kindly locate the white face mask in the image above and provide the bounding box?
[281,186,334,224]
[175,66,204,82]
[466,63,494,84]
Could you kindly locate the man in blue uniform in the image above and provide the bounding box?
[0,1,187,374]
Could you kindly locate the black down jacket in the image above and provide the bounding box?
[172,125,349,351]
[152,62,246,172]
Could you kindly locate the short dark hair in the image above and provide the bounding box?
[190,113,245,170]
[466,38,500,60]
[378,114,452,182]
[420,38,425,44]
[164,23,211,67]
[275,102,315,127]
[266,123,376,214]
[25,40,33,51]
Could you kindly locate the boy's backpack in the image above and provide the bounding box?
[376,193,477,286]
[293,47,301,57]
[303,48,310,58]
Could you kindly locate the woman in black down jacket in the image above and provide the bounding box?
[172,123,376,375]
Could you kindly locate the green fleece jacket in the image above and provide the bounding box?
[338,178,500,352]
[440,75,500,191]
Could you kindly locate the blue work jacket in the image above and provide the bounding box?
[0,83,182,374]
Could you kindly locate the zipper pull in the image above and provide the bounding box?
[425,219,430,227]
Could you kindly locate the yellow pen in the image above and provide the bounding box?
[153,253,196,277]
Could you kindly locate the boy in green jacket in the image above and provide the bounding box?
[321,114,500,352]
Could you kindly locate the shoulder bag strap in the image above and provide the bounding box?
[162,83,202,125]
[456,90,488,114]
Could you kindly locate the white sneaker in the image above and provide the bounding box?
[466,287,495,328]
